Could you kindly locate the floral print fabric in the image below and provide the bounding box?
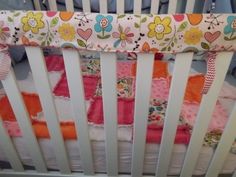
[0,11,235,53]
[148,99,187,127]
[95,77,134,98]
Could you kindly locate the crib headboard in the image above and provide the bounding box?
[0,1,236,177]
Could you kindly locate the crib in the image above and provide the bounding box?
[0,0,236,177]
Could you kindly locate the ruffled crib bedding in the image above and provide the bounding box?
[0,55,236,174]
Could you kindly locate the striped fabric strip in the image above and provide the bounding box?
[202,52,217,94]
[0,45,11,80]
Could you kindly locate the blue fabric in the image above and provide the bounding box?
[0,0,34,10]
[203,0,232,13]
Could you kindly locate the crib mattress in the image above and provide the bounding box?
[0,138,236,175]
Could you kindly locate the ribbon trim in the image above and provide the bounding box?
[202,52,217,94]
[0,45,11,80]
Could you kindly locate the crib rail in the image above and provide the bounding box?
[0,0,236,177]
[33,0,197,13]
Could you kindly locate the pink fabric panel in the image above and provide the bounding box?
[151,78,170,100]
[88,97,134,125]
[53,72,99,99]
[3,121,21,137]
[219,82,236,100]
[146,125,191,144]
[117,61,135,78]
[181,102,228,132]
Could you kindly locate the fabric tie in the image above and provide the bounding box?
[202,52,217,94]
[0,44,11,80]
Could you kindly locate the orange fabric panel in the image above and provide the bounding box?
[131,60,169,78]
[32,121,77,140]
[169,74,205,103]
[185,74,205,103]
[32,121,77,139]
[0,92,42,121]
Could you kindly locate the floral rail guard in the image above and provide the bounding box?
[0,11,235,53]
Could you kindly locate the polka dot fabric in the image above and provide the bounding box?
[151,78,170,101]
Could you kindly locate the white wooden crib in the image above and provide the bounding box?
[0,0,236,177]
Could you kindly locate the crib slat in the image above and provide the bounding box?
[1,68,47,173]
[0,118,24,171]
[168,0,178,13]
[185,0,196,13]
[82,0,91,12]
[62,49,94,175]
[134,0,142,14]
[131,53,154,177]
[100,52,118,176]
[33,0,41,10]
[155,52,193,177]
[25,47,71,174]
[48,0,57,11]
[151,0,160,14]
[180,52,234,177]
[206,102,236,177]
[65,0,74,11]
[117,0,125,13]
[99,0,107,13]
[233,170,236,177]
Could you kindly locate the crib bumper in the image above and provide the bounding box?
[0,11,235,54]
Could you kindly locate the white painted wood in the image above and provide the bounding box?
[99,0,107,13]
[82,0,91,12]
[65,0,74,11]
[206,102,236,177]
[156,52,193,177]
[33,0,41,10]
[185,0,196,13]
[100,52,118,176]
[180,52,234,177]
[131,53,154,177]
[0,118,24,171]
[233,170,236,177]
[62,49,94,175]
[116,0,125,13]
[1,68,47,173]
[168,0,178,13]
[151,0,160,14]
[134,0,142,14]
[25,47,71,174]
[48,0,57,11]
[0,171,156,177]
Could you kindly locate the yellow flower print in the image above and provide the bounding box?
[148,16,172,40]
[58,23,76,41]
[21,12,44,34]
[184,27,203,45]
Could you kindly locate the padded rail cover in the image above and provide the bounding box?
[0,11,235,53]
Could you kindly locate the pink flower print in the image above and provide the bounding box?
[112,25,134,48]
